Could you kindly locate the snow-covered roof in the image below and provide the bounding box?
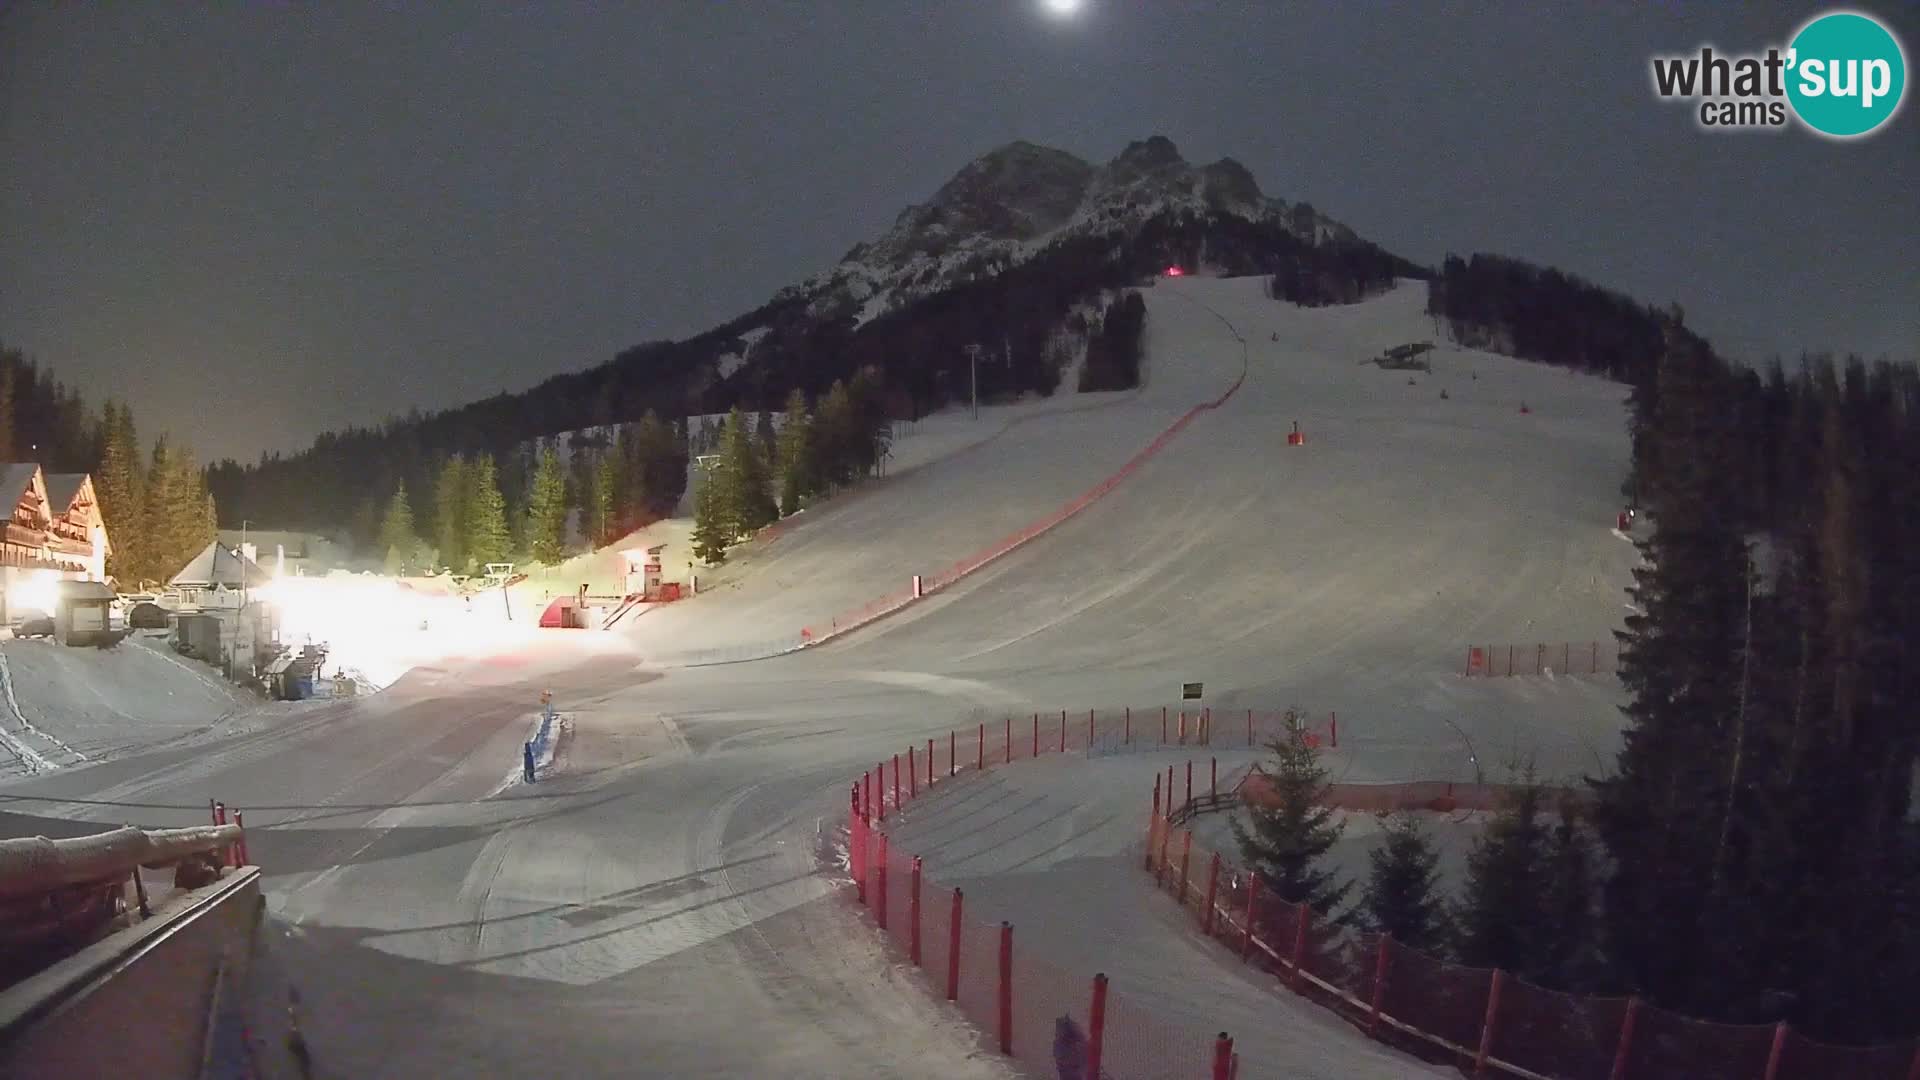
[0,464,42,509]
[170,540,272,588]
[44,473,89,512]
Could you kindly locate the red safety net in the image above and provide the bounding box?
[1489,977,1630,1080]
[1775,1027,1920,1079]
[1465,639,1620,677]
[1620,1002,1775,1078]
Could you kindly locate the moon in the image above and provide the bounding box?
[1041,0,1083,17]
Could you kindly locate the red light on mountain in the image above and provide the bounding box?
[1165,265,1184,277]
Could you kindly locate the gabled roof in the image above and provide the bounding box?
[0,464,42,509]
[44,473,90,512]
[169,540,272,588]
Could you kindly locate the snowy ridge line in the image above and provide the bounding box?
[0,650,76,771]
[799,284,1250,650]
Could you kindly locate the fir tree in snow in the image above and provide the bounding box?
[527,447,570,564]
[433,455,468,573]
[95,400,145,582]
[720,407,776,536]
[1230,716,1349,913]
[589,445,618,545]
[1361,813,1449,953]
[776,388,813,516]
[690,465,730,566]
[464,454,510,571]
[378,482,421,575]
[1454,772,1553,978]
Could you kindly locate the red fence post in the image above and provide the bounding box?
[1291,902,1311,986]
[1186,760,1193,805]
[214,801,226,826]
[875,834,890,929]
[1763,1021,1789,1080]
[910,856,924,966]
[1474,969,1506,1077]
[865,769,875,822]
[234,811,248,866]
[1166,765,1174,812]
[928,738,935,787]
[1330,711,1338,748]
[1157,815,1174,886]
[978,723,985,770]
[1088,708,1094,750]
[1608,997,1641,1080]
[1006,715,1012,764]
[1247,708,1254,747]
[949,731,956,777]
[1202,853,1222,934]
[1906,1039,1920,1080]
[208,798,218,826]
[1179,829,1194,903]
[877,763,887,821]
[947,889,963,1001]
[1179,710,1187,744]
[1211,756,1217,798]
[998,922,1014,1056]
[1212,1033,1234,1080]
[1507,644,1513,676]
[893,753,902,809]
[1241,875,1263,961]
[1087,973,1109,1078]
[1124,706,1131,744]
[1162,706,1168,744]
[907,746,917,799]
[851,785,866,905]
[1032,713,1039,758]
[1060,709,1067,753]
[1369,934,1392,1035]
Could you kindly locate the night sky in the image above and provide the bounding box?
[4,3,1915,464]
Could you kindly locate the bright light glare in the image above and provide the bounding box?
[260,574,538,689]
[1041,0,1082,17]
[7,570,59,617]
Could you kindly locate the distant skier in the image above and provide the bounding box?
[1439,388,1449,400]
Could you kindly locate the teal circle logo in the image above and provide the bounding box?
[1787,11,1907,137]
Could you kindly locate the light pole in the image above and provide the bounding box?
[964,343,983,420]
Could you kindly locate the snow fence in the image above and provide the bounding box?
[1145,782,1920,1080]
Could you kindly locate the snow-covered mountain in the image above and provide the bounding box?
[779,135,1361,325]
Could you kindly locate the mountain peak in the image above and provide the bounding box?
[811,136,1348,322]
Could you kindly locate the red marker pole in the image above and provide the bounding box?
[1475,970,1506,1077]
[978,723,984,770]
[949,731,956,777]
[997,922,1014,1056]
[1005,716,1012,764]
[1060,709,1067,753]
[1032,713,1039,758]
[1211,1034,1234,1080]
[1369,935,1391,1035]
[893,753,902,810]
[909,856,923,965]
[1161,706,1168,744]
[1185,760,1193,805]
[1124,706,1131,745]
[1331,711,1338,748]
[928,738,935,788]
[907,746,917,799]
[1086,974,1110,1077]
[1202,853,1222,935]
[946,889,963,1001]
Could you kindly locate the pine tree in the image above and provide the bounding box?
[814,381,855,488]
[1230,716,1349,912]
[690,463,730,565]
[720,407,775,535]
[527,447,570,564]
[1362,813,1448,953]
[1455,775,1552,977]
[755,409,777,465]
[95,401,144,582]
[1592,322,1753,1010]
[464,454,510,571]
[1540,800,1601,988]
[590,448,618,544]
[433,455,468,573]
[776,388,813,516]
[378,482,421,574]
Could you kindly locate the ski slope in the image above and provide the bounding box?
[0,274,1637,1078]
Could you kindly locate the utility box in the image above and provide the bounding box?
[53,580,117,646]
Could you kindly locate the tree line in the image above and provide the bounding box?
[0,345,218,588]
[1237,279,1920,1044]
[691,371,893,565]
[373,410,690,575]
[206,207,1419,534]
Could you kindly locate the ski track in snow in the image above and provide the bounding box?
[2,276,1639,1078]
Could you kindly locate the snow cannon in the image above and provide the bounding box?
[1617,510,1630,531]
[1286,421,1304,447]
